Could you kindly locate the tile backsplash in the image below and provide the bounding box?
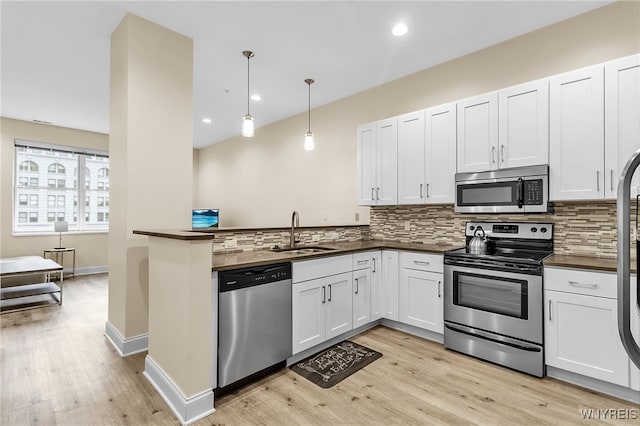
[370,201,634,258]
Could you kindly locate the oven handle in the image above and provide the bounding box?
[445,323,541,352]
[517,177,524,209]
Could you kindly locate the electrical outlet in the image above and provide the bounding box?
[224,238,237,249]
[404,221,410,231]
[355,212,360,221]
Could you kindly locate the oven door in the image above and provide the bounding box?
[444,264,543,344]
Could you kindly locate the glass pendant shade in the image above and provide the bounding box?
[304,131,314,151]
[242,114,254,137]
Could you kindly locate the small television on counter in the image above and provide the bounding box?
[192,209,219,229]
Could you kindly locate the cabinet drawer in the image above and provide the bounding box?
[353,251,378,270]
[544,267,617,299]
[399,251,443,273]
[293,254,353,283]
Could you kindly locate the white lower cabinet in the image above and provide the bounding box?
[352,268,371,329]
[292,272,353,354]
[292,256,353,355]
[398,252,443,334]
[544,267,630,387]
[381,250,399,321]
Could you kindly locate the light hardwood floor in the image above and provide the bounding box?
[1,273,638,425]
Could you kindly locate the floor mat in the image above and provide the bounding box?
[290,340,382,388]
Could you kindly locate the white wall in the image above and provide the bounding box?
[195,1,640,228]
[0,117,109,269]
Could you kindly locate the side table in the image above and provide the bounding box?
[43,248,75,279]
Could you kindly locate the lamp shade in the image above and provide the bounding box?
[54,221,68,233]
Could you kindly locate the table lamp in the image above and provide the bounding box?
[54,220,68,249]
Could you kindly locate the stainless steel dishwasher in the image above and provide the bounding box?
[217,262,292,389]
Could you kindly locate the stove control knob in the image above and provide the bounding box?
[540,227,547,233]
[469,225,475,231]
[530,227,538,233]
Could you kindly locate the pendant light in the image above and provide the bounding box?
[304,78,315,151]
[241,50,255,137]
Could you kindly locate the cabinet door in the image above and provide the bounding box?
[376,118,398,205]
[352,268,371,328]
[381,250,399,321]
[499,80,549,168]
[605,54,640,199]
[399,268,443,333]
[292,278,326,354]
[397,111,426,205]
[370,252,383,321]
[357,123,377,205]
[457,92,498,173]
[549,66,604,200]
[425,103,456,204]
[545,290,630,386]
[325,272,353,340]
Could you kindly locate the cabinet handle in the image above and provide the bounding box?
[597,170,600,192]
[491,146,496,164]
[372,258,376,273]
[501,145,505,163]
[414,260,430,265]
[328,284,332,302]
[438,281,441,298]
[355,278,359,294]
[568,280,598,289]
[420,183,423,198]
[426,183,430,198]
[611,169,614,191]
[322,286,326,304]
[371,187,375,201]
[376,187,380,200]
[357,259,369,265]
[548,300,552,321]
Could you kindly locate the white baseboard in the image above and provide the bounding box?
[104,321,148,357]
[380,318,444,344]
[547,366,640,404]
[144,355,215,425]
[74,265,108,276]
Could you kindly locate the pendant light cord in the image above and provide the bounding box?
[308,83,311,132]
[247,55,250,116]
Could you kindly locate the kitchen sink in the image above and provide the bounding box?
[270,245,337,254]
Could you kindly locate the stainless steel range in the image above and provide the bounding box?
[443,221,553,377]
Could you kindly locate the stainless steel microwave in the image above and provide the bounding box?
[455,165,551,214]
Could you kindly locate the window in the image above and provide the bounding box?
[14,141,109,233]
[48,163,65,174]
[19,160,38,172]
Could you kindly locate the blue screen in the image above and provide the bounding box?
[192,209,219,228]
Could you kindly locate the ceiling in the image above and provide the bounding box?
[1,1,613,149]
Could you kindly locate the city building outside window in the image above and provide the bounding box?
[13,141,109,234]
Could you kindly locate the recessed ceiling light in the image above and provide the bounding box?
[392,23,408,37]
[251,94,262,101]
[202,118,212,124]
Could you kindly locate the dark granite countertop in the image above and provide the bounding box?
[133,229,215,241]
[544,254,636,274]
[212,240,461,271]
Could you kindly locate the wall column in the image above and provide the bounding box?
[106,13,193,355]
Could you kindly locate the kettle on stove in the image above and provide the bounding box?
[469,227,488,255]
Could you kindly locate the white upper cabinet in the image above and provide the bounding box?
[498,80,549,169]
[457,92,498,173]
[397,110,426,205]
[357,119,398,205]
[356,123,377,205]
[397,103,456,205]
[604,54,640,199]
[549,65,604,201]
[425,103,457,203]
[457,82,549,174]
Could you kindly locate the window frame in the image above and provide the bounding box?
[13,140,109,235]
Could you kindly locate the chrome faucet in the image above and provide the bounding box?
[290,210,299,248]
